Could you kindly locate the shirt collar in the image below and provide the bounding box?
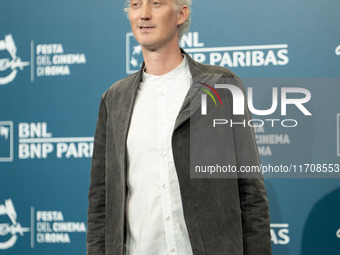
[142,54,189,82]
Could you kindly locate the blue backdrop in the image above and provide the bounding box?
[0,0,339,254]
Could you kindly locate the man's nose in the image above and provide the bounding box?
[140,4,152,20]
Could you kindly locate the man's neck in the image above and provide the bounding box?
[141,44,183,76]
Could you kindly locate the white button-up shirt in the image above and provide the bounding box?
[126,55,193,255]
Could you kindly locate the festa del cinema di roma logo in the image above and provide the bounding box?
[0,33,87,85]
[0,34,30,85]
[0,199,30,250]
[0,198,87,249]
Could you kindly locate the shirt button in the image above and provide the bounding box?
[170,247,176,252]
[161,92,165,96]
[166,216,171,220]
[162,152,166,157]
[162,184,167,189]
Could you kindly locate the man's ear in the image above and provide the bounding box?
[177,5,189,26]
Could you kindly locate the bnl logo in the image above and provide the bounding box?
[126,33,143,74]
[0,121,13,162]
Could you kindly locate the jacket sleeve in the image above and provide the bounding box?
[232,78,272,255]
[87,94,107,255]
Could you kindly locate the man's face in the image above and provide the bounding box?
[128,0,182,50]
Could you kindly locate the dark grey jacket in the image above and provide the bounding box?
[87,50,271,255]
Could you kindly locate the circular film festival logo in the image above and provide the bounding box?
[0,34,30,85]
[0,199,30,249]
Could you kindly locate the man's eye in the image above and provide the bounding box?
[152,1,160,6]
[131,2,139,7]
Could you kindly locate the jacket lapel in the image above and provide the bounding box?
[174,52,223,131]
[119,67,143,166]
[109,68,143,254]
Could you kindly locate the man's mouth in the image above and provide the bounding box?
[138,25,155,30]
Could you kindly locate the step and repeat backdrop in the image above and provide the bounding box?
[1,0,340,254]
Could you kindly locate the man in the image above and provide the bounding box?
[87,0,271,254]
